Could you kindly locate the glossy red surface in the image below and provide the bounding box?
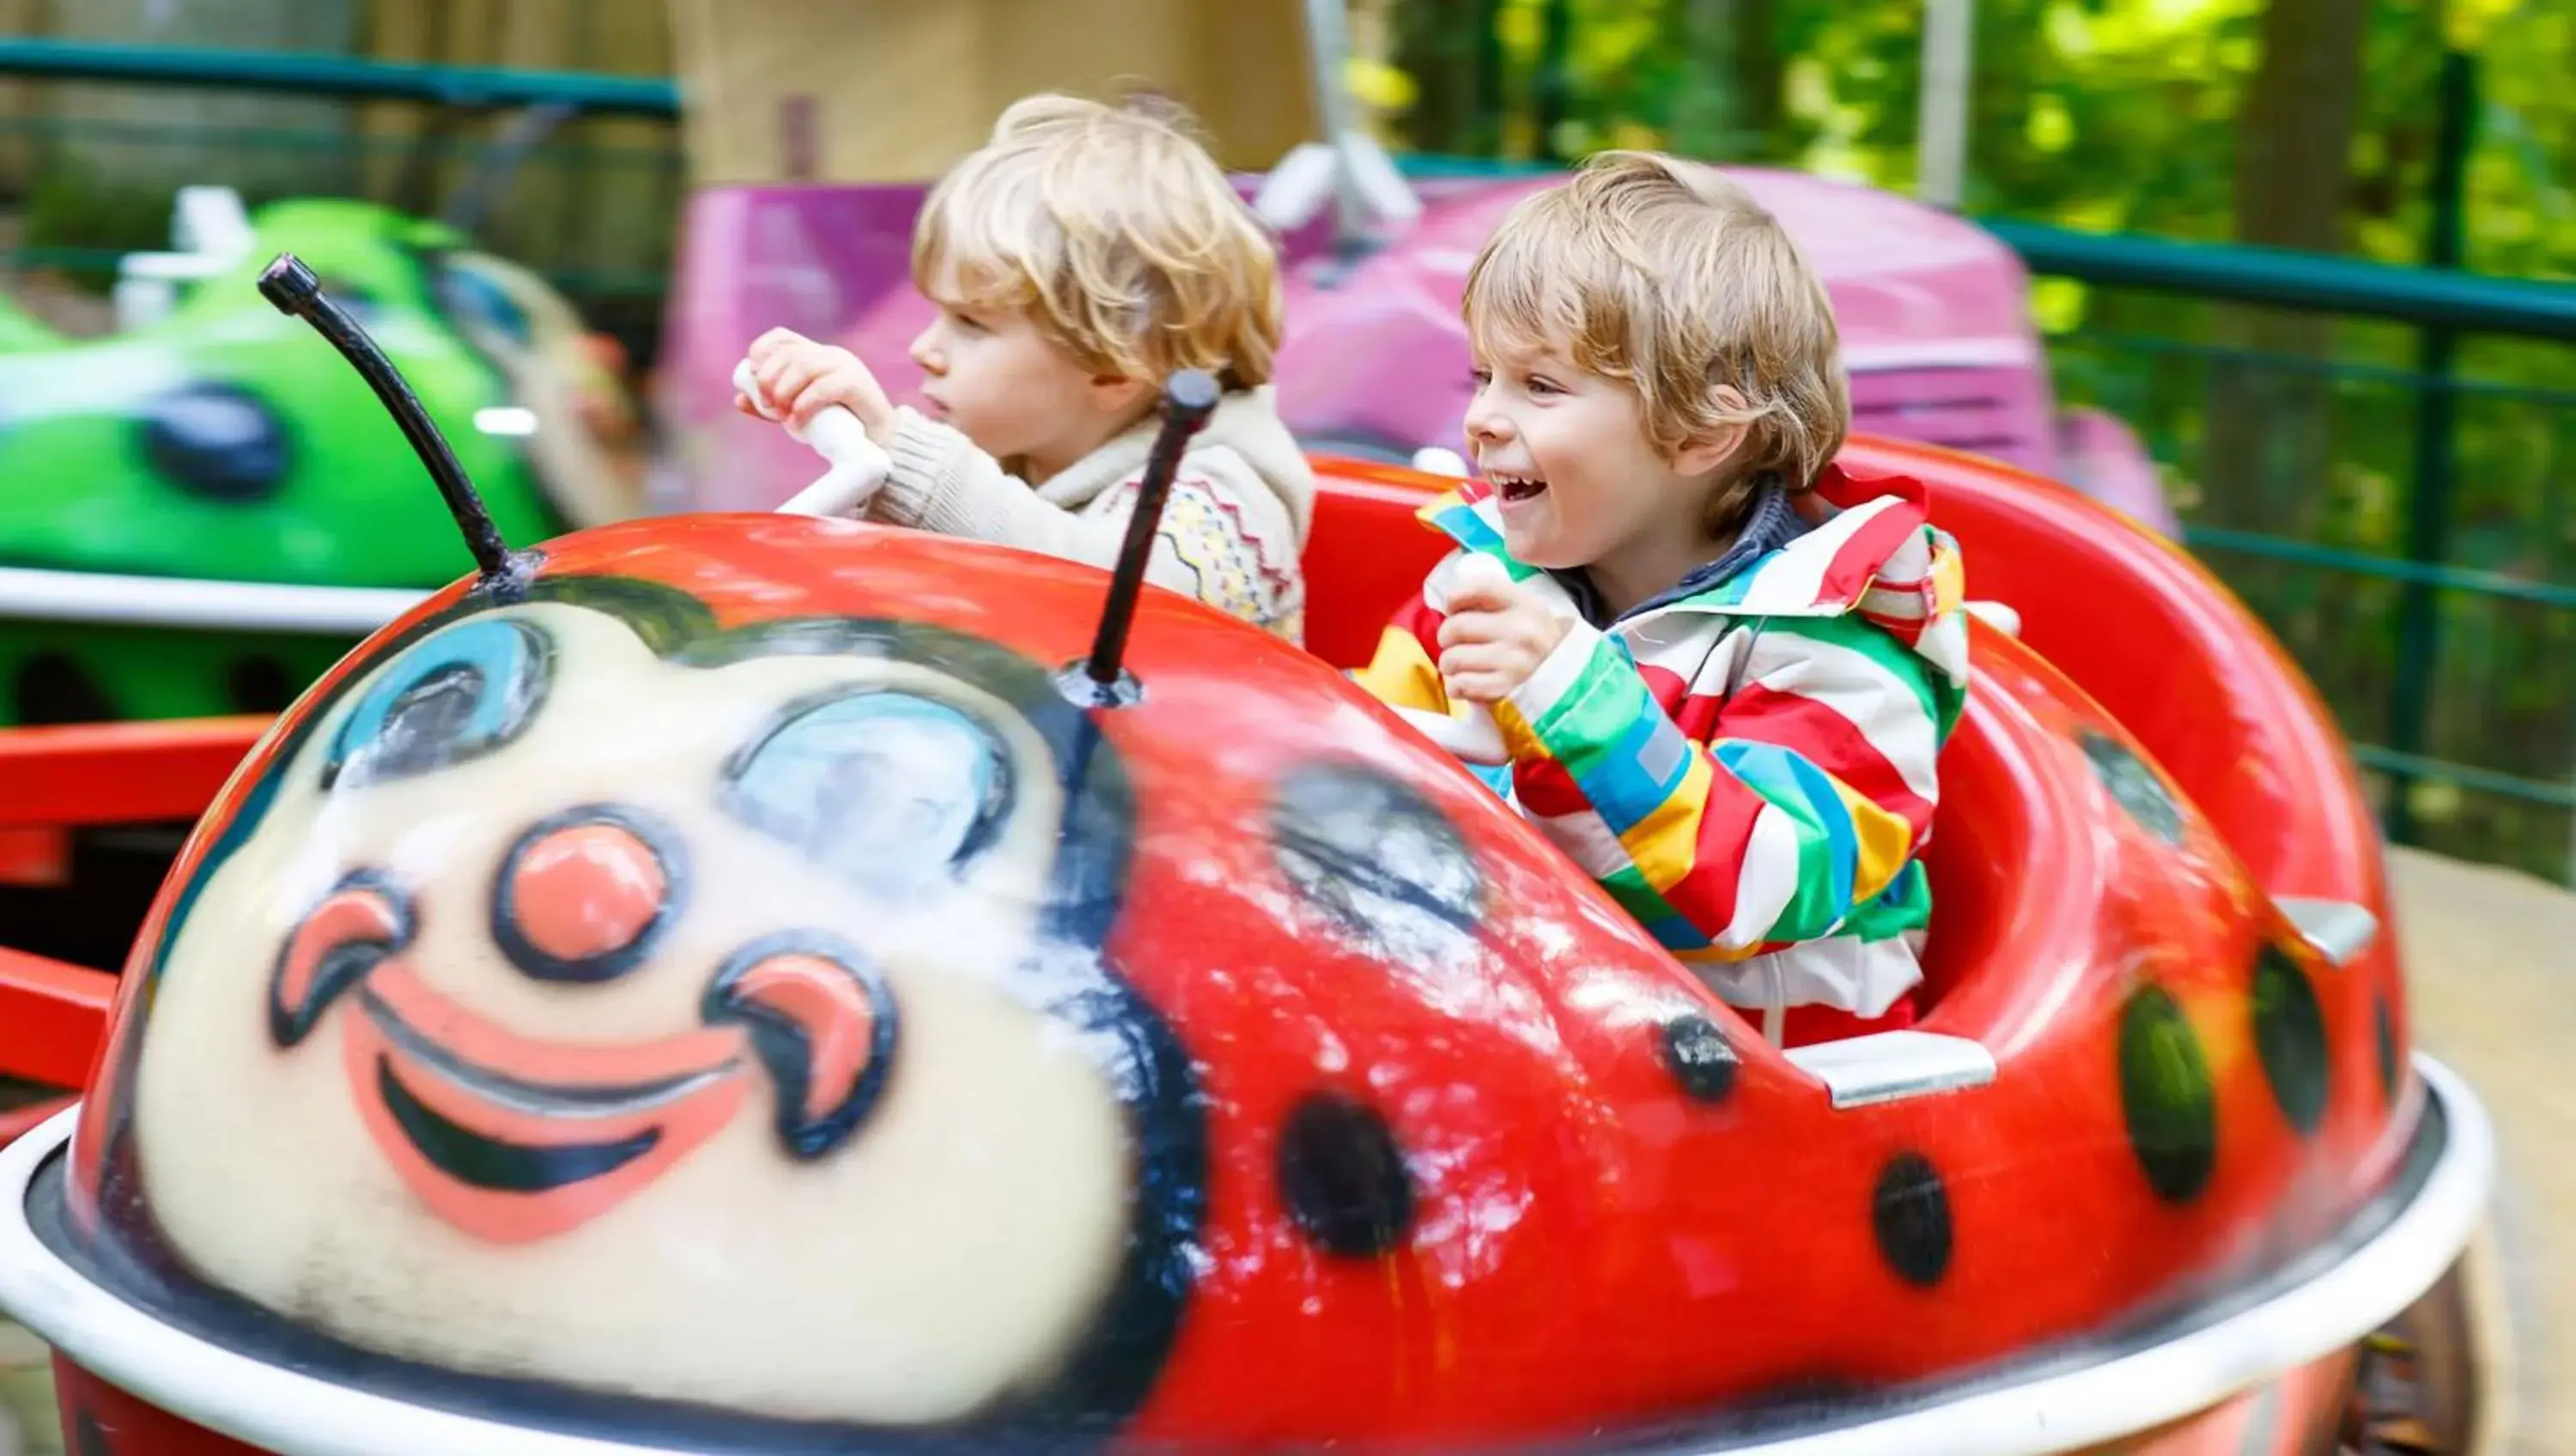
[20,440,2415,1453]
[52,1360,272,1456]
[0,949,114,1090]
[0,717,270,832]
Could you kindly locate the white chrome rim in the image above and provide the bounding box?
[0,1056,2496,1456]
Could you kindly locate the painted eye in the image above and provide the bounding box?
[325,619,552,788]
[721,690,1013,897]
[1271,760,1485,964]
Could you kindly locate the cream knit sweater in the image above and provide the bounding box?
[866,385,1316,643]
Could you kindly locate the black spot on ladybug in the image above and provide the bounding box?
[15,651,117,725]
[2077,727,2184,846]
[2376,992,2401,1104]
[2253,943,2330,1135]
[74,1407,114,1456]
[1660,1011,1739,1104]
[1270,760,1483,963]
[1871,1151,1952,1287]
[2118,984,2218,1203]
[137,380,292,503]
[1277,1090,1414,1258]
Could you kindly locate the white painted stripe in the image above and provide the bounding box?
[1916,610,1973,685]
[0,565,426,634]
[1674,632,1753,698]
[1422,548,1581,618]
[1530,805,1640,883]
[1718,801,1803,951]
[1732,629,1942,806]
[1504,617,1608,728]
[1725,497,1912,616]
[1696,933,1925,1017]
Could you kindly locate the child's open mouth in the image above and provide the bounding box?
[1489,471,1548,503]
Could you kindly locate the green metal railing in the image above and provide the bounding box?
[0,38,678,114]
[3,39,2574,875]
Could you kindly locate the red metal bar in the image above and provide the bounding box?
[0,1094,75,1151]
[0,945,117,1088]
[0,714,270,830]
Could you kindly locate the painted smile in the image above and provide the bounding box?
[342,962,750,1241]
[269,872,902,1245]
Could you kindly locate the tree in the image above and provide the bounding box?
[41,0,365,207]
[2194,0,2372,560]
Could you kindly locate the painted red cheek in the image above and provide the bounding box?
[270,883,409,1046]
[729,953,879,1125]
[507,822,667,964]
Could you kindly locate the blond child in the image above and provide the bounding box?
[738,93,1314,641]
[1353,151,1972,1047]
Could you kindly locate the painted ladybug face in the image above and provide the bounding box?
[63,517,1759,1453]
[113,567,1202,1432]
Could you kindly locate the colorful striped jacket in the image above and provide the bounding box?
[1352,465,1972,1028]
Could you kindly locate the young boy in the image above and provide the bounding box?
[1353,151,1971,1047]
[738,93,1314,641]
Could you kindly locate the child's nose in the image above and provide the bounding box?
[908,328,943,374]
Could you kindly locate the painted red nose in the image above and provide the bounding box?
[496,810,678,980]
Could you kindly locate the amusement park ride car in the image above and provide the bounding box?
[0,253,2494,1455]
[0,191,648,731]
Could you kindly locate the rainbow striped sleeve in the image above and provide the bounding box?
[1493,611,1960,962]
[1347,545,1475,716]
[1350,592,1452,715]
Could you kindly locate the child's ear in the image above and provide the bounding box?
[1088,373,1153,418]
[1674,385,1753,476]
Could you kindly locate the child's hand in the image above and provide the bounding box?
[736,329,899,446]
[1437,567,1570,706]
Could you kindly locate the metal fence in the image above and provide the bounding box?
[5,38,2576,879]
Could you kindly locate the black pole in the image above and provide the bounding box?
[1074,369,1222,701]
[257,252,519,583]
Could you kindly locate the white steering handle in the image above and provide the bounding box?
[1394,553,1514,766]
[735,358,893,517]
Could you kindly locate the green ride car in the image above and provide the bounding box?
[0,197,645,725]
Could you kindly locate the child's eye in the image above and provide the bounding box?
[1467,367,1492,390]
[1527,376,1565,397]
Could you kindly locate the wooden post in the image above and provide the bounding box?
[665,0,1320,187]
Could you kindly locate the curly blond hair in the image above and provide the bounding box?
[1463,150,1850,528]
[911,92,1283,390]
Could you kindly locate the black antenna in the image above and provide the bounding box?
[1066,369,1223,706]
[258,252,520,584]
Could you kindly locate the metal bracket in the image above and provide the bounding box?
[1785,1029,1998,1110]
[2274,897,2380,968]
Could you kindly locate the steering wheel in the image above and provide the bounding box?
[735,357,894,517]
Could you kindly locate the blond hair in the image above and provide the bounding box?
[1463,150,1849,528]
[911,92,1282,390]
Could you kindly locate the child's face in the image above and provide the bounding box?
[1463,339,1716,575]
[908,300,1140,480]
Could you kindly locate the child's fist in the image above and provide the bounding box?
[737,329,899,445]
[1437,556,1570,706]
